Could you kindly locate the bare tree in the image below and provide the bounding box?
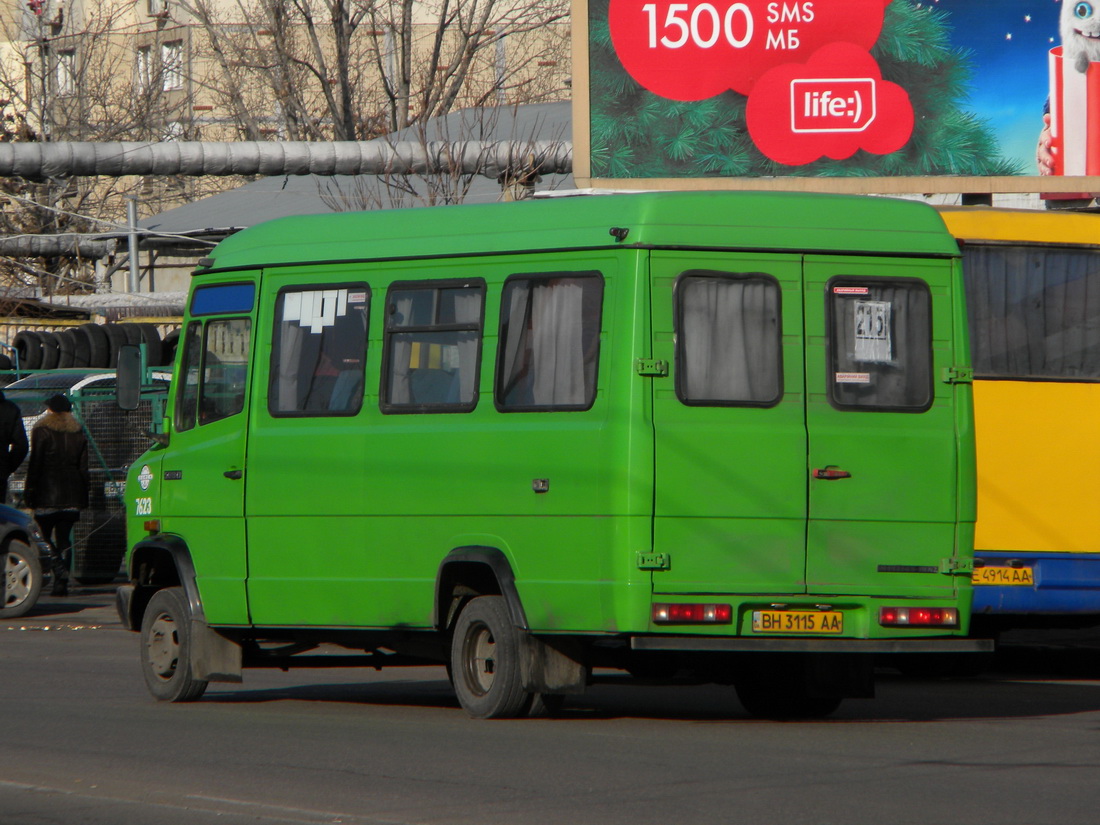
[183,0,570,141]
[315,101,571,211]
[0,0,245,300]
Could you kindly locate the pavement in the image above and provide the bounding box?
[2,583,123,631]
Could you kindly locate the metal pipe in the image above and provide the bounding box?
[126,196,140,293]
[0,235,115,258]
[0,140,573,179]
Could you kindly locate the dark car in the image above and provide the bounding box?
[0,503,54,619]
[3,369,170,584]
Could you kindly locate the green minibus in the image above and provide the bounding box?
[117,190,987,719]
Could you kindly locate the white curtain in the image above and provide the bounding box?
[680,275,780,404]
[531,280,585,405]
[499,276,596,408]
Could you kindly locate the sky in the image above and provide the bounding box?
[927,0,1062,171]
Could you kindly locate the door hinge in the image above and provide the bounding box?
[637,552,671,570]
[635,358,669,377]
[940,557,975,575]
[941,366,973,384]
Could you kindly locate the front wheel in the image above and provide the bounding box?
[140,587,208,702]
[1,540,43,619]
[450,595,531,719]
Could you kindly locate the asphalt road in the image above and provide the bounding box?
[3,587,1100,825]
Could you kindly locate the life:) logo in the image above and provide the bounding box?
[746,42,913,165]
[790,78,876,133]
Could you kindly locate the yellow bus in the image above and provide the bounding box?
[939,206,1100,630]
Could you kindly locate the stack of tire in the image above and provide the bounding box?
[10,323,180,370]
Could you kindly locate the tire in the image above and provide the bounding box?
[39,333,61,369]
[55,328,78,368]
[1,540,43,619]
[76,324,111,368]
[140,587,209,702]
[134,323,163,366]
[101,324,129,369]
[735,681,842,720]
[12,330,43,369]
[451,595,531,719]
[118,322,144,346]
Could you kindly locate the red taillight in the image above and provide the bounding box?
[652,603,732,624]
[879,607,958,627]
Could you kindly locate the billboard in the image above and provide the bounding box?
[573,0,1099,193]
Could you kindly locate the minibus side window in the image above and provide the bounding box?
[496,272,603,412]
[381,280,485,413]
[269,285,370,416]
[175,317,252,431]
[826,279,932,412]
[962,244,1100,379]
[176,321,202,432]
[675,271,782,407]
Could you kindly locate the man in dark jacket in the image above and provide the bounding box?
[24,394,88,596]
[0,388,29,503]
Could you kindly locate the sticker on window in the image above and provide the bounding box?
[833,286,869,295]
[853,300,892,362]
[835,372,871,384]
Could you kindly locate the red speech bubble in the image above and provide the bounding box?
[607,0,889,101]
[745,42,914,165]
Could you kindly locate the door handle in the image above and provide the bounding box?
[812,466,851,480]
[224,469,244,480]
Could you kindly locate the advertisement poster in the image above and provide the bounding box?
[582,0,1077,183]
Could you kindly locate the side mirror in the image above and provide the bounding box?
[117,343,143,411]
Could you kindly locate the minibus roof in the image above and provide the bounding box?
[198,190,960,273]
[938,205,1100,247]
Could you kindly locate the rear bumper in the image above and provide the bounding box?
[631,636,993,653]
[973,552,1100,615]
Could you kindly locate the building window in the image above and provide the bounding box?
[135,45,152,92]
[55,50,76,97]
[162,40,183,91]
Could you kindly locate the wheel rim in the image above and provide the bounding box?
[146,611,180,681]
[462,620,497,697]
[3,552,32,608]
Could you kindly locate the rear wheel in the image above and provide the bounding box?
[140,587,208,702]
[1,540,43,619]
[451,595,531,719]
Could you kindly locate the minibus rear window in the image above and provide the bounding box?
[675,271,782,407]
[826,278,933,412]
